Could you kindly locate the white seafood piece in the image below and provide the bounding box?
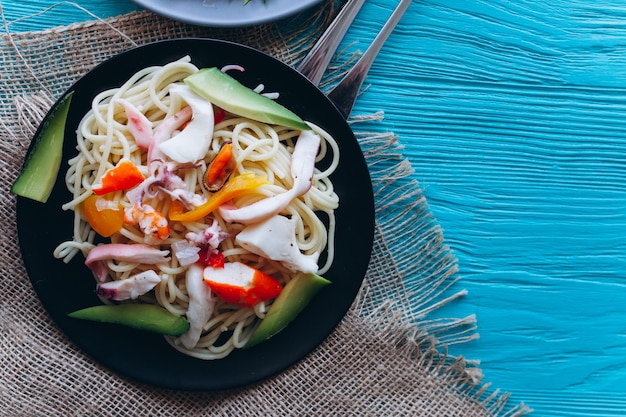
[148,106,193,170]
[96,270,161,301]
[171,239,200,267]
[158,85,215,163]
[179,264,216,349]
[235,214,319,274]
[117,99,154,151]
[85,243,170,281]
[185,218,230,249]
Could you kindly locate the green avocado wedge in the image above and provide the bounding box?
[11,91,74,203]
[245,272,331,348]
[68,304,190,336]
[184,67,311,131]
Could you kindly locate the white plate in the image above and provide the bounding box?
[132,0,323,27]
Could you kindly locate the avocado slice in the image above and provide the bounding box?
[11,91,74,203]
[245,272,331,348]
[184,67,310,131]
[68,304,190,336]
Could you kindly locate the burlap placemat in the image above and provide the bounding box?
[0,3,531,416]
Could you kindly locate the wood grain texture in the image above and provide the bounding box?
[350,0,626,415]
[2,0,626,416]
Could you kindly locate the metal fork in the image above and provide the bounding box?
[296,0,413,117]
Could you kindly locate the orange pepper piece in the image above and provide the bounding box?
[168,172,267,222]
[82,195,124,237]
[92,160,144,195]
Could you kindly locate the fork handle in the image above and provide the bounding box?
[296,0,366,86]
[328,0,413,118]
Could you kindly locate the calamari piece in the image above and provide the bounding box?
[185,218,230,249]
[97,270,161,301]
[85,243,170,281]
[218,191,296,225]
[290,129,321,194]
[172,219,228,267]
[171,239,200,267]
[179,264,216,349]
[117,99,154,151]
[218,130,321,224]
[125,163,205,209]
[158,85,215,163]
[155,164,206,207]
[235,215,319,274]
[148,106,193,171]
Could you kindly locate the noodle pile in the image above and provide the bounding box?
[53,57,339,360]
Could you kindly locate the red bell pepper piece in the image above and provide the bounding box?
[92,159,144,195]
[214,106,225,125]
[197,249,225,268]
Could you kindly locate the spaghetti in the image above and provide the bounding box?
[53,57,339,360]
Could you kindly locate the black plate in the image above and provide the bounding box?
[16,38,374,391]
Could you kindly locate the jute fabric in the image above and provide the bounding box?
[0,3,530,416]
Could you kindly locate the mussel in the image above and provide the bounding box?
[203,141,235,191]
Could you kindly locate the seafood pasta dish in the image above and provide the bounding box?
[53,57,339,360]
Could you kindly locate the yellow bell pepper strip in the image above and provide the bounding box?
[168,172,267,222]
[168,199,186,220]
[218,130,321,225]
[92,159,144,196]
[82,194,125,237]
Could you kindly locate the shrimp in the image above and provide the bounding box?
[124,203,170,244]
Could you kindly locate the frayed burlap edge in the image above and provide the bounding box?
[0,4,532,416]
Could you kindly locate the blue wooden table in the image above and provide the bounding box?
[2,1,625,415]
